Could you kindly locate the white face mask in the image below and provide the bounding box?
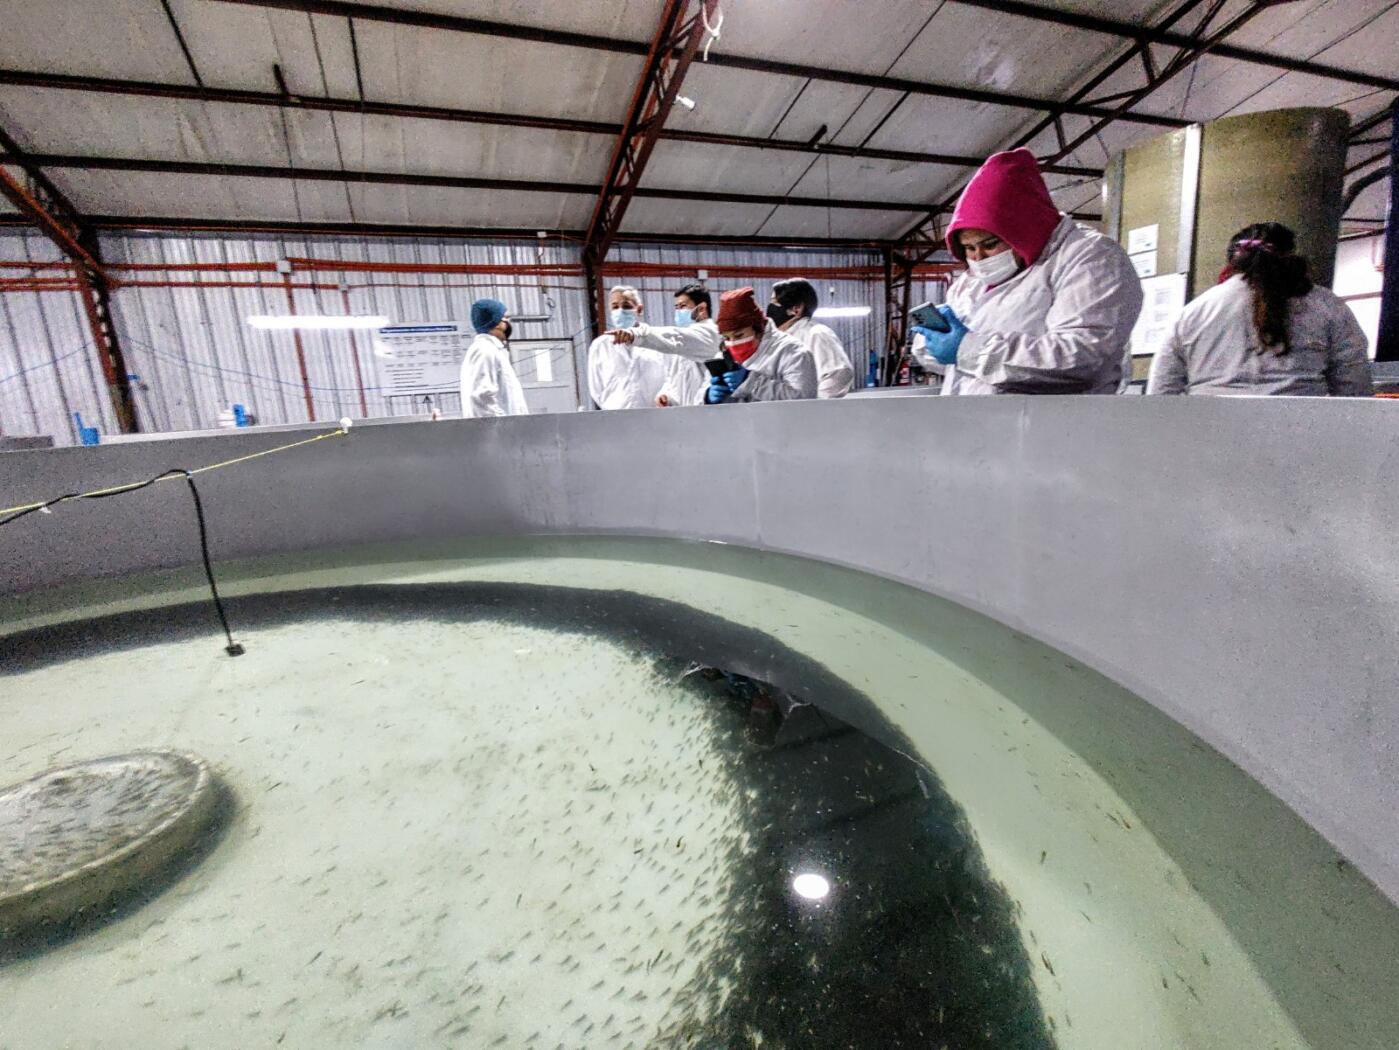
[967,249,1020,285]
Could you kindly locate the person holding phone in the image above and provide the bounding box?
[921,148,1143,395]
[706,287,816,404]
[908,300,951,379]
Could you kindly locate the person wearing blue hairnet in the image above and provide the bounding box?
[460,297,529,418]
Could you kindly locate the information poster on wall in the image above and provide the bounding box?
[372,322,470,395]
[1130,272,1188,357]
[1127,223,1159,279]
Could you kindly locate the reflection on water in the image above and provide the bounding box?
[2,537,1399,1049]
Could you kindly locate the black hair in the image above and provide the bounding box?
[1226,222,1313,355]
[675,282,712,313]
[772,278,819,319]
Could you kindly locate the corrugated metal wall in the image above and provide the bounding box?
[1,231,906,444]
[0,230,118,444]
[104,233,591,431]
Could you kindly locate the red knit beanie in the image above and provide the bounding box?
[716,286,766,333]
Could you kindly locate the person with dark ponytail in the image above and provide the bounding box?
[1147,223,1372,396]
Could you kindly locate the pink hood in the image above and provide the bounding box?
[946,148,1062,267]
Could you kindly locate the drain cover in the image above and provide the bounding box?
[0,751,223,938]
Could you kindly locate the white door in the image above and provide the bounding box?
[510,339,580,415]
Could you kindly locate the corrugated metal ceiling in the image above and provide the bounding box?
[0,0,1391,241]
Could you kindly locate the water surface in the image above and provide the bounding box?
[3,537,1397,1049]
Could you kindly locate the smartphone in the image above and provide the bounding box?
[705,349,737,377]
[909,300,951,333]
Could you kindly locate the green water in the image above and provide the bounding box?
[2,536,1398,1049]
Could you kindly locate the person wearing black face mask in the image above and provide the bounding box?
[461,297,529,418]
[767,279,854,398]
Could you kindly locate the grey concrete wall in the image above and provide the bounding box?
[2,398,1398,904]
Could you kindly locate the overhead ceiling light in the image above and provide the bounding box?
[676,95,697,110]
[247,314,389,331]
[813,306,872,319]
[792,872,831,900]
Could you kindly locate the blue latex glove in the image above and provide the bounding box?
[721,367,749,393]
[914,306,968,365]
[705,376,731,404]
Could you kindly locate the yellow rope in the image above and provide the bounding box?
[0,427,348,518]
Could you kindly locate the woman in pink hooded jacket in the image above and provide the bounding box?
[913,149,1144,395]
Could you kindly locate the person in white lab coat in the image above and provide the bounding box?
[607,281,714,407]
[913,148,1143,394]
[460,297,529,418]
[766,278,855,398]
[706,286,816,404]
[1147,222,1372,397]
[587,285,670,409]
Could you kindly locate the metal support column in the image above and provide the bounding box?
[883,249,914,386]
[75,267,138,433]
[581,0,717,335]
[581,251,604,341]
[282,277,316,420]
[0,129,138,433]
[1377,99,1399,362]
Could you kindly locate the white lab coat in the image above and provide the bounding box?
[460,332,529,418]
[629,318,718,406]
[1146,275,1373,396]
[942,215,1144,395]
[730,321,817,402]
[659,355,709,406]
[586,333,669,409]
[785,316,854,398]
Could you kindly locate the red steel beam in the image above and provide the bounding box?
[584,0,718,284]
[281,277,317,422]
[0,166,102,273]
[0,126,138,433]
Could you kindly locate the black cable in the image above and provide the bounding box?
[0,468,245,657]
[176,470,244,657]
